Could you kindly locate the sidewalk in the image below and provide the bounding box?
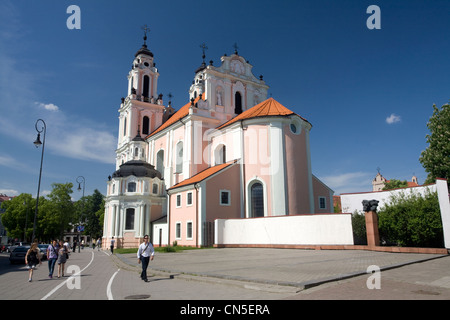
[113,247,449,291]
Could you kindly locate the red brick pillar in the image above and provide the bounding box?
[365,211,380,247]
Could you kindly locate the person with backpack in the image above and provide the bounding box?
[25,241,41,282]
[137,235,154,282]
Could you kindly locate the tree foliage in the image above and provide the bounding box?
[1,184,104,243]
[382,179,408,190]
[378,190,443,248]
[419,103,450,186]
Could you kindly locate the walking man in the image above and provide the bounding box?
[137,235,154,282]
[110,236,115,254]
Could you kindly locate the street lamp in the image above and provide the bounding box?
[76,176,85,253]
[32,119,46,242]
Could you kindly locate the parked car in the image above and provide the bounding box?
[38,244,50,260]
[0,245,10,253]
[9,242,30,253]
[9,246,30,264]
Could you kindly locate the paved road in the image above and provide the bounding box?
[1,247,450,302]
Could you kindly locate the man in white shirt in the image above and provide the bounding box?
[137,235,155,282]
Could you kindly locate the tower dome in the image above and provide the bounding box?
[112,160,162,179]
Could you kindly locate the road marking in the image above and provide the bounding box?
[107,269,120,300]
[41,251,94,300]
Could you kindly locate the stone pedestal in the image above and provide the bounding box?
[365,211,380,247]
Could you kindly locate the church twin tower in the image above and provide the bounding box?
[115,30,268,171]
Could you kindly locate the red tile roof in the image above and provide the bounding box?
[148,97,309,138]
[217,97,309,130]
[168,160,237,190]
[147,96,203,138]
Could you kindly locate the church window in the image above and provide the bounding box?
[123,118,127,137]
[175,222,181,239]
[128,182,136,193]
[152,183,158,194]
[134,148,139,157]
[143,75,150,98]
[220,190,231,206]
[175,141,183,173]
[156,150,165,179]
[142,116,150,135]
[187,192,193,206]
[235,92,243,114]
[186,222,193,239]
[176,194,182,208]
[290,123,297,134]
[250,182,264,217]
[215,145,226,165]
[125,208,135,230]
[319,197,327,209]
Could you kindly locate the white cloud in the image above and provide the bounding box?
[319,171,373,195]
[386,113,401,124]
[0,189,20,197]
[35,102,59,111]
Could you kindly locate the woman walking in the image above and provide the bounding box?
[57,240,68,278]
[25,242,41,282]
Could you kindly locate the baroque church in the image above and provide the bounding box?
[102,31,334,248]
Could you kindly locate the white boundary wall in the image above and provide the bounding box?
[215,214,353,246]
[340,179,450,248]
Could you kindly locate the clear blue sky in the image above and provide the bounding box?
[0,0,449,200]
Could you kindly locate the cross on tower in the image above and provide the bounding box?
[199,43,208,62]
[233,42,239,54]
[141,24,150,45]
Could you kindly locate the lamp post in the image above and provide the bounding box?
[32,119,46,242]
[76,176,85,253]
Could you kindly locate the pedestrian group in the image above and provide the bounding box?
[23,237,155,284]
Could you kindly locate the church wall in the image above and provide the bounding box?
[169,187,198,247]
[242,124,272,217]
[312,176,334,214]
[284,122,311,214]
[204,164,241,222]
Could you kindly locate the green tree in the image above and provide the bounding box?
[40,183,75,240]
[83,189,104,239]
[382,179,408,190]
[419,103,450,186]
[1,193,34,241]
[378,190,443,248]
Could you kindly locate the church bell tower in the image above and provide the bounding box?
[116,26,165,169]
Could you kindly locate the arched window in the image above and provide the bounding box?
[176,141,183,173]
[250,182,264,217]
[142,116,150,135]
[156,150,164,179]
[215,144,226,165]
[235,91,242,114]
[125,208,135,230]
[143,75,150,98]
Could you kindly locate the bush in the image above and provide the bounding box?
[352,211,367,245]
[378,190,444,248]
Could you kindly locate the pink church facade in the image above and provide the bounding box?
[103,34,334,248]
